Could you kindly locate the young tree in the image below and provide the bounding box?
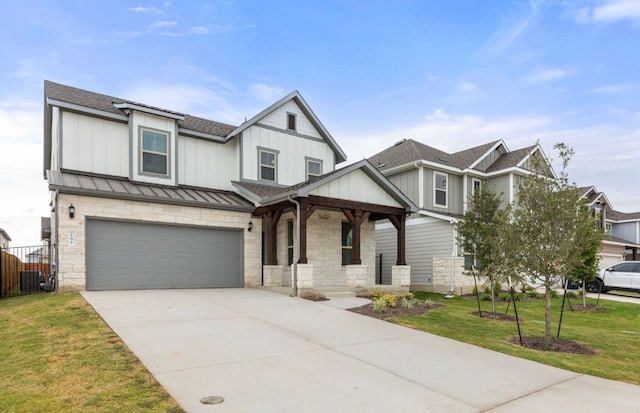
[456,183,509,314]
[568,226,603,307]
[508,143,602,338]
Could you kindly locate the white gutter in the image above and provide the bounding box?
[288,196,300,297]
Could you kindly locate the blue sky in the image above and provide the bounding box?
[1,0,639,246]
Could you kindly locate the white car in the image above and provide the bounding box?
[586,261,640,293]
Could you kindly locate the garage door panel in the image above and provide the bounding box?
[86,219,244,290]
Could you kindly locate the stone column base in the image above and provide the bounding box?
[345,264,372,288]
[391,265,411,288]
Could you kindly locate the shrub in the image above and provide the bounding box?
[401,297,414,309]
[481,293,492,301]
[565,291,578,299]
[372,298,387,313]
[382,294,398,308]
[370,290,384,299]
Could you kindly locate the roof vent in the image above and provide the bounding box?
[393,139,406,146]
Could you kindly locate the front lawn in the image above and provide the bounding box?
[389,292,640,385]
[0,292,183,413]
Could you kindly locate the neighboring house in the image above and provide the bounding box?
[43,81,415,293]
[368,138,555,294]
[25,247,48,264]
[579,186,640,268]
[0,228,10,248]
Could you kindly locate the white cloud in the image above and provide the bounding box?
[189,26,210,34]
[250,83,283,101]
[152,21,177,28]
[593,0,640,22]
[571,0,640,24]
[587,83,640,94]
[128,6,164,14]
[526,68,573,83]
[478,0,542,58]
[0,108,51,247]
[457,81,478,93]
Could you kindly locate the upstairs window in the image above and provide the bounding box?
[472,178,481,197]
[306,158,322,180]
[259,148,278,182]
[141,129,169,175]
[341,221,353,265]
[287,113,297,131]
[434,172,448,207]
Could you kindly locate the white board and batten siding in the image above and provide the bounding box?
[308,169,403,208]
[241,125,335,185]
[61,112,129,178]
[260,100,322,140]
[375,216,455,287]
[130,111,178,186]
[178,136,239,190]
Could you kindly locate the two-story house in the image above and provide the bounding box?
[579,186,640,268]
[0,228,10,249]
[43,81,415,294]
[368,138,555,294]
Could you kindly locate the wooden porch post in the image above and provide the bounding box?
[389,214,407,265]
[298,201,308,264]
[265,210,282,265]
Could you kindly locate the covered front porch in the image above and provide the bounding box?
[234,160,417,296]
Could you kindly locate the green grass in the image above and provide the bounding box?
[0,292,184,413]
[390,292,640,385]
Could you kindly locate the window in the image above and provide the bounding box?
[141,129,169,175]
[287,220,294,266]
[472,178,481,197]
[434,172,448,207]
[259,148,277,182]
[341,221,352,265]
[287,113,296,131]
[306,157,322,180]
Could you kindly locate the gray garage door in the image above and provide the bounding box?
[86,219,244,290]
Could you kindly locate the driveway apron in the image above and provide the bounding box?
[82,289,640,413]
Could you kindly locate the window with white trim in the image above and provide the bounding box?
[259,148,277,182]
[141,129,169,176]
[472,178,481,197]
[434,172,448,207]
[306,158,322,180]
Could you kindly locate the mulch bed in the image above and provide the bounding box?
[471,311,520,322]
[348,301,441,319]
[508,336,598,355]
[568,303,608,313]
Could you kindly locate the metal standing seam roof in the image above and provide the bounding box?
[47,170,255,212]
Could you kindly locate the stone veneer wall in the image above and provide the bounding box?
[431,256,472,295]
[265,209,376,289]
[55,193,262,290]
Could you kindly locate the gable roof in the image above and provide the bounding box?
[0,228,10,242]
[233,160,416,212]
[227,90,347,163]
[368,138,552,177]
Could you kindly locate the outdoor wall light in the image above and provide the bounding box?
[248,220,253,232]
[69,204,76,219]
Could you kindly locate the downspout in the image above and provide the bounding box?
[54,190,60,294]
[448,220,457,297]
[288,196,300,297]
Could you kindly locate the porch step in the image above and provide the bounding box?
[322,291,357,299]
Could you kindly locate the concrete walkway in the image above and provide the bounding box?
[82,289,640,413]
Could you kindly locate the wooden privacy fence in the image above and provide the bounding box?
[0,244,51,298]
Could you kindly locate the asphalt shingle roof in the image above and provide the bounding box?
[45,80,236,138]
[368,138,535,174]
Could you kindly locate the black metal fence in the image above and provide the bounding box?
[0,243,54,298]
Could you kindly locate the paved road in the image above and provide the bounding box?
[82,289,640,413]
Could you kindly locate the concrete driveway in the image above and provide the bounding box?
[82,289,640,413]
